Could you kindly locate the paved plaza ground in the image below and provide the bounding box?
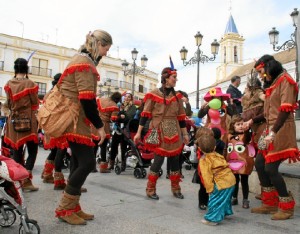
[2,147,300,234]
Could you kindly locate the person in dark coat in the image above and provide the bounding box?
[226,76,243,114]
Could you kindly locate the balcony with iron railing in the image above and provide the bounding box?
[101,78,150,96]
[29,66,52,77]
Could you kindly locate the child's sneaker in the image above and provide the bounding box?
[201,219,218,226]
[242,199,250,209]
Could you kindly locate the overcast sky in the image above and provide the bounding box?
[0,0,298,93]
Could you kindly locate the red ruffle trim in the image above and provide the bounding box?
[4,134,38,150]
[278,103,298,112]
[97,99,119,112]
[58,63,100,84]
[62,133,95,147]
[265,73,298,98]
[169,174,182,182]
[163,135,179,144]
[265,148,300,164]
[78,91,96,100]
[111,116,118,121]
[55,205,80,217]
[278,200,296,210]
[145,144,184,157]
[141,111,152,118]
[143,92,183,105]
[12,86,39,101]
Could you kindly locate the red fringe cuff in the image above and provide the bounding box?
[63,133,95,147]
[169,174,182,182]
[44,162,55,173]
[58,63,100,84]
[278,200,296,210]
[279,104,295,112]
[141,111,152,118]
[91,134,100,141]
[55,208,78,217]
[148,174,159,182]
[78,91,96,100]
[265,148,299,164]
[31,104,39,110]
[4,134,38,150]
[12,86,39,101]
[54,179,65,186]
[262,190,279,206]
[177,114,186,121]
[163,135,179,144]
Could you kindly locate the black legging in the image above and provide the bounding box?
[166,153,185,174]
[255,153,288,197]
[46,148,66,172]
[110,133,128,161]
[93,139,109,162]
[13,140,38,171]
[232,174,249,200]
[66,142,95,195]
[55,148,67,172]
[150,154,180,173]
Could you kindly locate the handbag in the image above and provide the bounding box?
[144,127,161,147]
[143,104,169,147]
[37,85,80,138]
[257,130,267,150]
[12,117,31,132]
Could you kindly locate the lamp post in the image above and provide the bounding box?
[180,32,220,109]
[122,48,148,96]
[268,8,299,118]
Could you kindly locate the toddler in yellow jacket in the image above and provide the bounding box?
[196,128,236,225]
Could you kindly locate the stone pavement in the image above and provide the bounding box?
[2,148,300,234]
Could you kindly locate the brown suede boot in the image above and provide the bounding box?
[146,171,159,200]
[54,172,66,190]
[271,192,295,220]
[22,172,39,192]
[41,160,54,183]
[251,186,278,214]
[170,171,184,199]
[73,196,94,220]
[55,193,86,225]
[99,162,111,173]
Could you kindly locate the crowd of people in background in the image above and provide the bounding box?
[0,29,299,229]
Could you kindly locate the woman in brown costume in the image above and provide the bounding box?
[53,30,111,225]
[4,58,39,191]
[246,54,299,220]
[92,92,121,173]
[134,65,189,200]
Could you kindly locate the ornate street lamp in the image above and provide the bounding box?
[122,48,148,96]
[180,32,220,109]
[269,8,299,118]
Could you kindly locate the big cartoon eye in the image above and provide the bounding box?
[227,145,233,153]
[219,109,226,117]
[234,145,246,153]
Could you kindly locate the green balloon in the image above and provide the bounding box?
[208,99,222,109]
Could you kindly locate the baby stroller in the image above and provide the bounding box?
[114,119,163,179]
[181,119,198,170]
[0,123,40,233]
